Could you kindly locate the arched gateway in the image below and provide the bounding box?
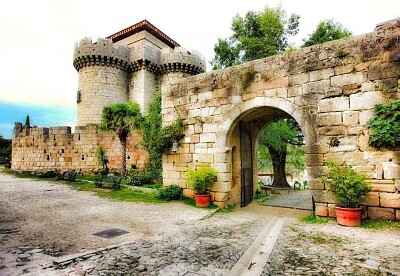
[11,18,400,220]
[161,19,400,219]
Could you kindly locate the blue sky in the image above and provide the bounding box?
[0,101,76,139]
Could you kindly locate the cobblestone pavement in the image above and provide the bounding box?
[1,174,400,275]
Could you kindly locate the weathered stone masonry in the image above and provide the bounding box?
[162,19,400,219]
[12,18,400,220]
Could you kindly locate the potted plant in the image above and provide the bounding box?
[322,161,371,227]
[187,166,217,207]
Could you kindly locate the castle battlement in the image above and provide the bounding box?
[160,47,206,74]
[73,38,131,72]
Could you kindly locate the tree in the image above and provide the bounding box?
[258,120,304,187]
[99,102,142,178]
[211,6,300,69]
[302,19,352,47]
[25,115,30,128]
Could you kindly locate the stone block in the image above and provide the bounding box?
[383,163,400,179]
[303,144,329,154]
[368,207,395,220]
[396,209,400,221]
[310,68,334,82]
[350,91,384,110]
[308,179,325,190]
[211,181,230,192]
[359,110,373,126]
[343,152,366,165]
[316,112,342,126]
[342,111,359,125]
[343,83,361,95]
[324,152,345,165]
[331,72,366,87]
[318,97,349,113]
[200,133,216,143]
[288,85,302,97]
[315,203,328,217]
[289,73,309,86]
[312,190,337,203]
[182,188,195,199]
[327,204,337,217]
[307,166,325,178]
[364,192,380,206]
[380,193,400,208]
[319,126,347,136]
[334,64,354,75]
[197,154,214,163]
[214,192,229,202]
[303,80,330,94]
[212,163,231,173]
[179,154,192,163]
[213,201,226,208]
[214,153,229,163]
[368,63,400,80]
[260,77,289,90]
[306,154,324,166]
[395,180,400,192]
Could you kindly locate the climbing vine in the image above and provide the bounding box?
[368,99,400,149]
[140,92,185,179]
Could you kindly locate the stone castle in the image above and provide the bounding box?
[12,18,400,220]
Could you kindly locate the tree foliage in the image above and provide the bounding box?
[211,6,299,69]
[302,19,352,47]
[368,99,400,149]
[258,119,304,187]
[99,102,142,177]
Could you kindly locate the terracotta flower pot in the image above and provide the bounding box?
[194,193,211,208]
[334,205,362,227]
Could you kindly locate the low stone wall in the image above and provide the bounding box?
[12,124,148,174]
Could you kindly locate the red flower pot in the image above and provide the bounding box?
[194,193,211,208]
[334,205,362,227]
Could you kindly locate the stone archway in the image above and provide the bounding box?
[221,98,315,206]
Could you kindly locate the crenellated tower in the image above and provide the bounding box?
[73,38,130,125]
[73,20,206,125]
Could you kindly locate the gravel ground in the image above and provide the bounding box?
[263,189,313,210]
[1,172,400,276]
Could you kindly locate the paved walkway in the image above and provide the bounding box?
[263,189,313,210]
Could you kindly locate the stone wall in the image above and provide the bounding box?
[161,19,400,218]
[12,124,147,174]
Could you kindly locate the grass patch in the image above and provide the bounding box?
[142,183,162,190]
[216,204,235,213]
[62,180,166,203]
[361,219,400,231]
[301,213,330,224]
[182,197,218,209]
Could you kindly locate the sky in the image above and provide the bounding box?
[0,0,399,138]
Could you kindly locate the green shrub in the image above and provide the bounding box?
[126,170,153,186]
[156,185,182,200]
[322,161,371,208]
[368,99,400,149]
[187,166,217,194]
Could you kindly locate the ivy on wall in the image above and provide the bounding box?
[368,99,400,149]
[140,92,184,179]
